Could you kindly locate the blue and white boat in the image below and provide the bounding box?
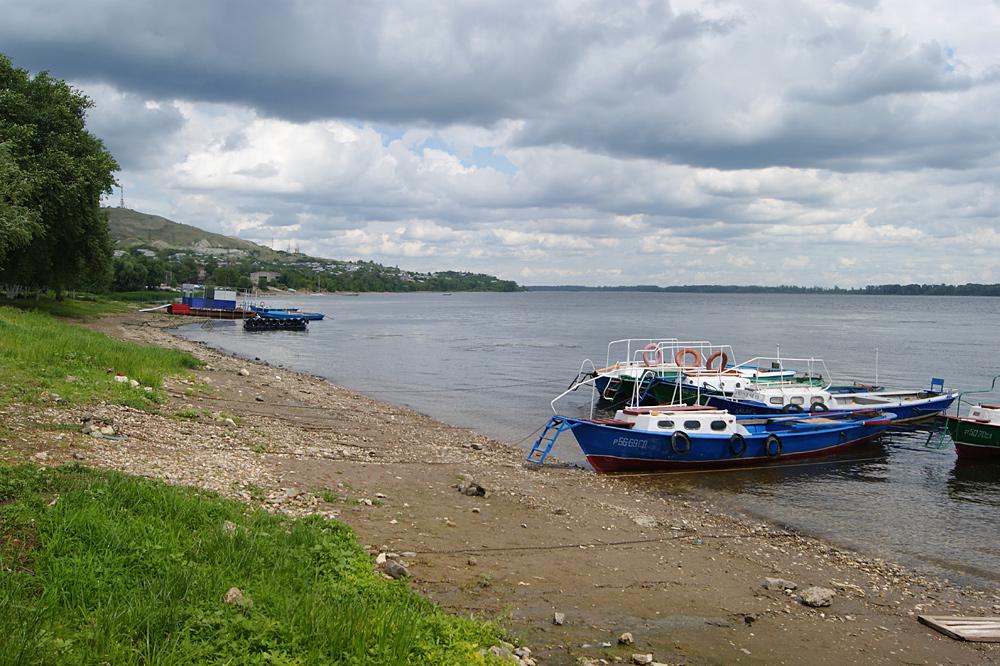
[528,405,896,472]
[250,304,325,321]
[695,357,957,423]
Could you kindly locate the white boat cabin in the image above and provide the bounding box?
[607,406,750,436]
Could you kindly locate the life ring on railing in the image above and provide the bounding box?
[729,433,746,456]
[641,343,664,367]
[674,348,702,368]
[810,401,829,412]
[671,431,691,455]
[765,434,782,457]
[705,351,729,372]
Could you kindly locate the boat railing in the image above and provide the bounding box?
[731,356,833,390]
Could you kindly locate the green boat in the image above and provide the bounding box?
[945,404,1000,460]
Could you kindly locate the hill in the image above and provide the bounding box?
[105,207,280,259]
[104,207,520,292]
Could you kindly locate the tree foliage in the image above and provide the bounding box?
[0,53,119,292]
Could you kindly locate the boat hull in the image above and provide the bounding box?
[566,416,893,472]
[945,416,1000,460]
[703,393,956,423]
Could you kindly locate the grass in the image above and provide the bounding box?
[0,304,200,408]
[0,295,129,319]
[0,464,504,665]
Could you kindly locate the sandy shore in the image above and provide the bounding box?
[3,311,998,665]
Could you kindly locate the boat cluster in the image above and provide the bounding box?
[242,304,325,332]
[529,338,998,472]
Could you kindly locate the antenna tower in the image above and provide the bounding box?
[119,185,125,208]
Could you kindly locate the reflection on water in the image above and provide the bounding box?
[178,291,1000,589]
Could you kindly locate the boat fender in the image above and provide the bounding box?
[671,431,691,455]
[705,351,729,372]
[728,433,746,456]
[810,401,829,412]
[674,348,702,368]
[782,403,804,413]
[765,434,782,457]
[641,343,664,367]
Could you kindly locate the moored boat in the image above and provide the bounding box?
[528,405,896,472]
[945,406,1000,460]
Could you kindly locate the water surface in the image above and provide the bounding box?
[179,292,1000,588]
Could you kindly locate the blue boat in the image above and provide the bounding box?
[250,304,325,321]
[527,405,897,472]
[700,378,957,423]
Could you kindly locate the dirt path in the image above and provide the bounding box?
[3,312,997,665]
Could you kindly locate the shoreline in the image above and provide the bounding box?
[5,310,998,664]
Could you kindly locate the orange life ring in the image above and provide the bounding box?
[674,348,702,368]
[641,343,664,367]
[704,351,729,372]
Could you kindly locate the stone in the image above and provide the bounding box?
[114,375,128,383]
[72,452,85,460]
[472,507,481,513]
[238,368,250,376]
[223,586,252,607]
[32,451,48,461]
[632,654,653,665]
[553,612,565,625]
[143,386,153,393]
[619,632,634,645]
[456,474,487,497]
[100,426,116,436]
[375,552,388,565]
[514,647,531,658]
[470,442,484,450]
[129,379,140,388]
[799,586,835,608]
[255,395,265,402]
[762,577,797,591]
[382,559,408,579]
[81,423,95,435]
[633,514,657,528]
[223,417,237,428]
[488,646,514,661]
[467,557,478,566]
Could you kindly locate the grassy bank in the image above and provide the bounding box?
[0,304,198,407]
[0,464,503,665]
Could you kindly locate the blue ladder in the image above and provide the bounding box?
[527,416,579,465]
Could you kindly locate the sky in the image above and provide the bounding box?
[2,0,999,287]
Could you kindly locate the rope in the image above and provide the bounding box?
[411,530,798,555]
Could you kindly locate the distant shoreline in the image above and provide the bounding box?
[525,284,1000,296]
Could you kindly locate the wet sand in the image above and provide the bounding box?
[3,312,998,665]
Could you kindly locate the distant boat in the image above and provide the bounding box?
[442,292,453,296]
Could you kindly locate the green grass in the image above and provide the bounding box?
[110,290,178,303]
[0,305,199,408]
[0,295,129,319]
[0,464,504,665]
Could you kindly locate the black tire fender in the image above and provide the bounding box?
[765,434,782,457]
[671,431,691,455]
[729,433,746,456]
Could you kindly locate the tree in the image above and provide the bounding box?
[0,53,119,293]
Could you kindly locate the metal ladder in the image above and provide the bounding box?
[601,377,622,401]
[526,416,578,465]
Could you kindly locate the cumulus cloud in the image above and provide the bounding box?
[4,0,999,286]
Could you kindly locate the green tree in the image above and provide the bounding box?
[0,53,119,292]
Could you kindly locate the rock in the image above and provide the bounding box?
[375,552,387,565]
[359,498,373,506]
[114,375,128,383]
[255,395,265,402]
[100,426,115,436]
[72,452,85,460]
[32,451,48,461]
[762,577,798,591]
[553,611,565,625]
[488,646,515,662]
[81,423,95,435]
[799,586,835,608]
[633,514,657,528]
[129,379,140,388]
[401,551,416,558]
[143,386,153,393]
[514,647,531,658]
[238,368,250,377]
[632,654,653,665]
[222,586,252,607]
[375,492,387,499]
[471,507,481,513]
[553,507,567,515]
[619,632,634,645]
[382,559,408,579]
[467,557,477,566]
[456,474,487,497]
[470,442,483,450]
[223,417,237,428]
[284,487,302,499]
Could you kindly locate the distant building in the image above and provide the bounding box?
[250,270,280,286]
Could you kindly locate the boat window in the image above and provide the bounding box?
[683,420,701,430]
[789,396,805,405]
[735,382,742,388]
[656,420,675,429]
[710,420,727,431]
[769,397,784,405]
